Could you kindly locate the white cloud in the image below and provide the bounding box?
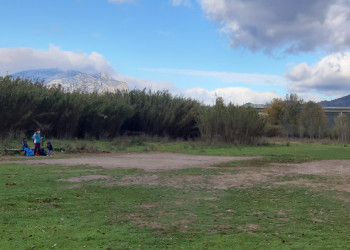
[0,45,116,75]
[184,87,280,105]
[1,46,329,104]
[116,74,179,92]
[0,45,180,92]
[295,93,324,103]
[198,0,350,53]
[170,0,192,7]
[286,52,350,95]
[142,68,286,85]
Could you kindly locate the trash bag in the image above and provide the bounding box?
[39,148,47,156]
[24,147,34,156]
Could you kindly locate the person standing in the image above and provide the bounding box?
[32,129,41,156]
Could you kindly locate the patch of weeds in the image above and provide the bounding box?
[219,155,311,168]
[77,141,88,150]
[63,142,73,151]
[277,174,329,182]
[257,140,274,146]
[165,168,232,176]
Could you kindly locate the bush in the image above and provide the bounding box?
[197,99,266,144]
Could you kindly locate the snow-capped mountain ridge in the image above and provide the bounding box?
[12,69,128,93]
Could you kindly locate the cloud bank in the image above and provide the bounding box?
[0,45,327,105]
[184,87,280,105]
[198,0,350,53]
[0,45,177,91]
[286,52,350,96]
[116,74,179,92]
[0,45,116,75]
[143,68,286,85]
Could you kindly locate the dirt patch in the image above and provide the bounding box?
[274,179,321,188]
[52,169,101,173]
[311,218,323,223]
[277,210,287,216]
[333,184,350,193]
[105,159,350,193]
[116,174,160,186]
[110,174,206,189]
[66,184,83,189]
[209,172,270,189]
[4,152,350,195]
[210,161,350,191]
[203,197,219,201]
[57,175,111,182]
[272,160,350,175]
[172,220,193,232]
[238,224,259,234]
[1,152,257,171]
[137,220,163,229]
[140,203,160,209]
[65,149,110,154]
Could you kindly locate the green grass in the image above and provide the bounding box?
[152,141,350,160]
[2,139,350,248]
[1,159,350,249]
[3,137,350,161]
[62,138,350,161]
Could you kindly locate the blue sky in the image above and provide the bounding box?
[1,0,350,104]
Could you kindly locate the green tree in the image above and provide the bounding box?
[300,101,327,138]
[283,94,303,137]
[334,113,349,144]
[264,98,285,137]
[197,98,266,144]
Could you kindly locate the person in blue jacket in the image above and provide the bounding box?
[22,138,34,156]
[32,129,41,156]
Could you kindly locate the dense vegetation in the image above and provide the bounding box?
[0,76,198,139]
[0,76,266,144]
[198,97,266,144]
[1,76,349,144]
[264,94,350,141]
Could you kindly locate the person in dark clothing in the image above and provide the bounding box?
[22,138,34,156]
[47,141,53,156]
[22,138,29,151]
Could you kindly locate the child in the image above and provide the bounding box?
[22,138,29,151]
[32,129,41,156]
[47,141,53,156]
[22,138,34,156]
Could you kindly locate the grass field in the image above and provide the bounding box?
[1,140,350,249]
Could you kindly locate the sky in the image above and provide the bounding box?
[1,0,350,105]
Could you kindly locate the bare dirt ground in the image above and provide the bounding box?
[2,152,350,196]
[0,152,257,171]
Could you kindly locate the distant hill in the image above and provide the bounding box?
[12,69,128,93]
[320,94,350,107]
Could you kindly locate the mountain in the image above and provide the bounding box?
[12,69,129,93]
[320,94,350,107]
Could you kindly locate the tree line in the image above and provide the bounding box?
[1,76,349,144]
[0,76,266,144]
[264,94,350,142]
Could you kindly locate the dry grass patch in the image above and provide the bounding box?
[57,175,111,182]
